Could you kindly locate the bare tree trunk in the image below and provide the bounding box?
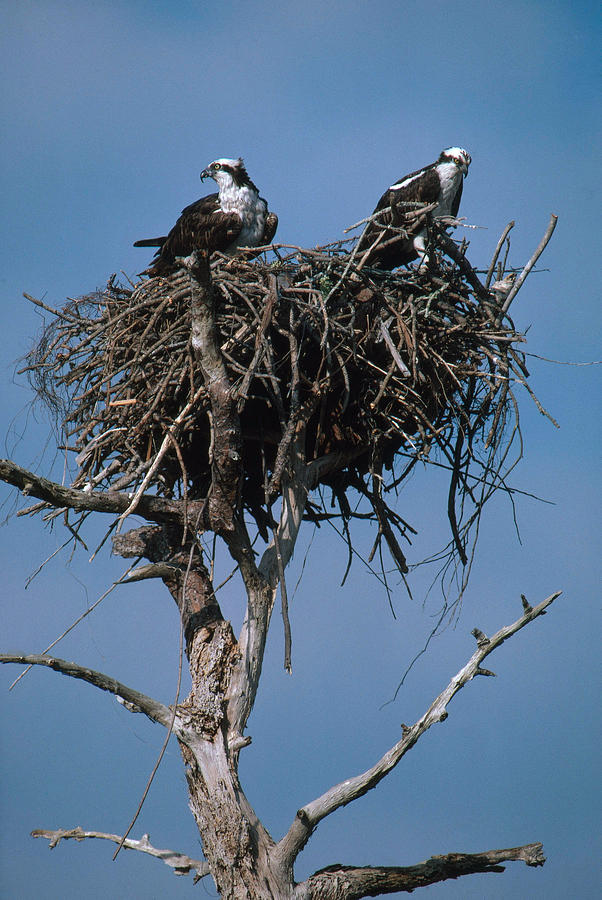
[180,653,277,897]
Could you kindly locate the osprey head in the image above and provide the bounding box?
[440,147,471,176]
[200,157,253,189]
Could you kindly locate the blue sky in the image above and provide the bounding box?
[1,1,600,898]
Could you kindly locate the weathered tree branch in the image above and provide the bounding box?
[31,827,209,881]
[485,220,515,288]
[498,213,558,318]
[0,458,197,525]
[278,591,560,867]
[0,654,174,730]
[226,438,376,741]
[433,227,489,299]
[299,843,545,898]
[227,426,319,738]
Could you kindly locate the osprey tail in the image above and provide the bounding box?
[133,236,166,248]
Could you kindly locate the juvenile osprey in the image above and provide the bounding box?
[356,147,471,270]
[134,158,278,274]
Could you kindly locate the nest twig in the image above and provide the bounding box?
[20,223,552,586]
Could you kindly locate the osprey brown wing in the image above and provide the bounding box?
[135,193,243,275]
[262,211,278,245]
[357,166,442,270]
[158,195,242,261]
[450,178,464,218]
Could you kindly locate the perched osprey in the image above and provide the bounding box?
[134,158,278,274]
[356,147,471,270]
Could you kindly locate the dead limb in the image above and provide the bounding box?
[486,221,515,288]
[226,426,310,737]
[433,228,489,299]
[498,214,558,319]
[299,844,545,898]
[0,654,174,730]
[278,591,560,868]
[0,458,195,525]
[31,827,209,881]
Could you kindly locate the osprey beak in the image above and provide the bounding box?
[200,167,212,182]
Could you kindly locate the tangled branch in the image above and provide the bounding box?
[18,221,553,597]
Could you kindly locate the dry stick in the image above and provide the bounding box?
[272,526,292,674]
[342,205,394,234]
[485,221,515,288]
[379,320,411,377]
[0,459,189,525]
[112,623,184,860]
[369,488,409,575]
[0,654,172,727]
[24,536,77,588]
[323,208,420,300]
[498,214,558,319]
[23,293,80,323]
[513,364,560,426]
[278,590,561,870]
[31,828,209,881]
[433,229,489,299]
[235,276,276,408]
[115,385,206,529]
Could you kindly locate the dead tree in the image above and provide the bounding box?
[1,211,559,898]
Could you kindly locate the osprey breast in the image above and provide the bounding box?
[220,184,267,250]
[435,161,463,216]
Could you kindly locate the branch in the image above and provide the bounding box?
[301,844,545,898]
[433,228,489,299]
[485,221,515,288]
[121,562,181,582]
[0,458,195,525]
[226,426,310,738]
[0,654,174,729]
[115,386,206,528]
[31,827,209,881]
[498,213,558,318]
[278,591,560,866]
[226,440,370,741]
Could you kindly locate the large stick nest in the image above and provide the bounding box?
[23,231,537,575]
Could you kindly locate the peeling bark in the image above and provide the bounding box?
[299,844,545,898]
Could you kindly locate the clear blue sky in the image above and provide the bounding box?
[1,1,599,898]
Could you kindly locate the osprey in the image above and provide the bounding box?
[356,147,471,270]
[134,158,278,274]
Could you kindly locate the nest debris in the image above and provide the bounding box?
[21,230,548,585]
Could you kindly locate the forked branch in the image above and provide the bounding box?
[498,213,558,318]
[279,591,560,868]
[0,459,195,525]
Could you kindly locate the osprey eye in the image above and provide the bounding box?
[212,163,221,170]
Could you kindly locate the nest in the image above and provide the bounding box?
[23,235,536,580]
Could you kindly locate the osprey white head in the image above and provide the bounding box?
[439,147,471,176]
